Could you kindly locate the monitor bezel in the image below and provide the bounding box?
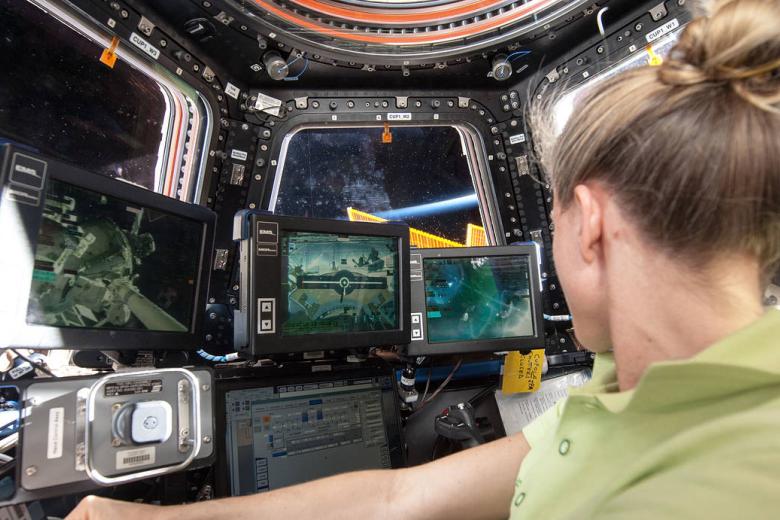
[0,145,216,350]
[213,362,406,497]
[244,214,411,356]
[405,244,545,356]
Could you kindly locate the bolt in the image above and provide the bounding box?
[209,312,217,320]
[254,174,262,181]
[181,428,189,437]
[241,123,249,131]
[202,384,211,392]
[112,403,122,412]
[25,466,37,477]
[203,435,212,443]
[233,284,240,290]
[205,334,213,341]
[160,39,167,48]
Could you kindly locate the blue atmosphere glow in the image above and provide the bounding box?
[374,194,478,220]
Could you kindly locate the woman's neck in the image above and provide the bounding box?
[608,256,765,391]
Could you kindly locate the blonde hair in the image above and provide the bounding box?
[535,0,780,277]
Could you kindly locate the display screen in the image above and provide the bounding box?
[281,231,399,336]
[225,377,394,495]
[26,179,203,332]
[424,255,534,343]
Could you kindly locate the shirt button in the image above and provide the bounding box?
[559,439,572,455]
[514,492,526,506]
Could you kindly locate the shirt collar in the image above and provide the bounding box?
[570,309,780,413]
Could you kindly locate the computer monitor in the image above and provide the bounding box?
[233,213,411,356]
[0,145,216,349]
[216,364,405,496]
[405,245,544,356]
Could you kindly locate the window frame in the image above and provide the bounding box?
[24,0,213,202]
[268,122,503,246]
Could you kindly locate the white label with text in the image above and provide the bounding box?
[225,83,240,100]
[645,18,679,43]
[47,407,64,459]
[387,113,412,121]
[129,32,160,60]
[116,447,156,470]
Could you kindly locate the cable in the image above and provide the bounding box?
[419,368,432,406]
[409,360,463,419]
[196,349,240,363]
[596,7,609,36]
[10,349,55,377]
[506,50,531,62]
[284,58,309,81]
[544,314,573,322]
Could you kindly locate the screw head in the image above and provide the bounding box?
[202,384,211,392]
[112,403,122,412]
[25,466,37,476]
[111,438,121,447]
[203,435,212,443]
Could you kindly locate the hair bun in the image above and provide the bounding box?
[658,0,780,112]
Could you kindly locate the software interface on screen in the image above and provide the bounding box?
[280,231,399,336]
[225,378,393,495]
[26,179,203,332]
[424,255,534,343]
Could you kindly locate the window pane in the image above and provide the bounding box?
[0,0,167,191]
[274,127,483,245]
[552,30,681,135]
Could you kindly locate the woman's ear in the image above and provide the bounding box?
[572,184,603,264]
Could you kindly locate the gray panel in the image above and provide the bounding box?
[19,368,214,494]
[21,379,94,491]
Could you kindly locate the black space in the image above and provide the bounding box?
[0,0,164,188]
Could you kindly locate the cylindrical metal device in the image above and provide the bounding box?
[263,51,289,80]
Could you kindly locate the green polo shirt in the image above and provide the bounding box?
[510,309,780,519]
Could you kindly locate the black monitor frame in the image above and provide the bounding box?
[234,213,411,356]
[213,362,406,497]
[405,244,545,356]
[0,145,216,350]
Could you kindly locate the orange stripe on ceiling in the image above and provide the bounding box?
[251,0,558,46]
[286,0,506,25]
[165,100,183,197]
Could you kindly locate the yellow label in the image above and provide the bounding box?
[502,349,545,394]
